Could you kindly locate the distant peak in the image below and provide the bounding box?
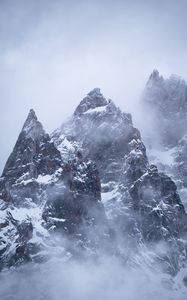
[150,69,159,78]
[74,88,108,115]
[147,69,164,85]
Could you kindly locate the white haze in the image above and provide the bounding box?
[0,255,186,300]
[1,2,187,298]
[1,0,187,172]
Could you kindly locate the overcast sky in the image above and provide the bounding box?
[0,0,187,172]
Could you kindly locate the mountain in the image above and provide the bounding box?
[142,69,187,145]
[0,109,62,204]
[0,108,107,268]
[0,88,187,278]
[141,70,187,209]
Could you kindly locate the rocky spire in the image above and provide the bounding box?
[21,109,46,141]
[22,109,37,128]
[1,109,61,180]
[74,88,108,115]
[150,69,159,78]
[146,69,164,87]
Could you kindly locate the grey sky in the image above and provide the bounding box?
[0,0,187,172]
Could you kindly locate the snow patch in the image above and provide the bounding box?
[83,105,107,114]
[49,217,66,223]
[36,174,52,184]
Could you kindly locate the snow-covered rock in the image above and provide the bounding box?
[0,89,187,277]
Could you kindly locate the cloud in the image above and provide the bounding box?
[0,254,186,300]
[0,0,187,172]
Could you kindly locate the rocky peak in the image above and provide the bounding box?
[142,70,187,143]
[1,88,187,277]
[2,109,48,177]
[148,69,163,81]
[0,109,62,204]
[24,108,37,124]
[141,70,187,212]
[144,70,187,107]
[74,88,108,115]
[52,90,139,171]
[144,70,164,102]
[52,89,132,162]
[21,109,46,141]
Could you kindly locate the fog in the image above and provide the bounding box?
[0,254,186,300]
[1,0,187,172]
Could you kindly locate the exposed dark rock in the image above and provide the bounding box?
[0,89,186,275]
[130,165,187,241]
[0,109,62,205]
[42,158,108,252]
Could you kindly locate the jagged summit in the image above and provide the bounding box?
[21,108,46,141]
[141,70,187,208]
[147,70,186,89]
[147,69,164,85]
[1,108,61,182]
[23,108,37,126]
[143,70,187,122]
[1,85,187,282]
[150,69,159,78]
[88,87,102,95]
[74,88,108,115]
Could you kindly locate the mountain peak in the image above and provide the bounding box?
[23,109,37,127]
[150,69,159,77]
[22,109,46,140]
[87,87,102,97]
[28,108,37,119]
[74,88,108,115]
[148,69,164,83]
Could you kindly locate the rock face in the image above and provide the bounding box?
[0,89,187,275]
[130,165,186,241]
[173,134,187,188]
[43,159,106,237]
[141,70,187,208]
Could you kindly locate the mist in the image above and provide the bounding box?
[1,2,187,298]
[0,252,186,300]
[1,0,187,172]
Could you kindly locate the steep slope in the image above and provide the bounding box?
[141,70,187,207]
